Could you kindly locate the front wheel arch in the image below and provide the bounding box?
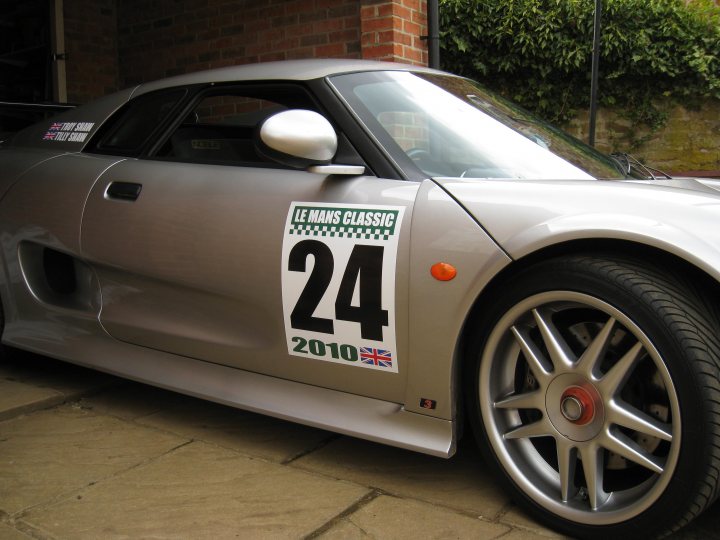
[456,248,720,538]
[457,239,720,375]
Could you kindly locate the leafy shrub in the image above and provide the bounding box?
[440,0,720,133]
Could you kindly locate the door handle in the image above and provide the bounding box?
[106,182,142,201]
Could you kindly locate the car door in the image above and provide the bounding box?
[80,83,419,403]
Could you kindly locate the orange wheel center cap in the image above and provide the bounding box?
[560,386,595,425]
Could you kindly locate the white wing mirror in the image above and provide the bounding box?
[256,109,364,175]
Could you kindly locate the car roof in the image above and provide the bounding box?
[8,60,447,152]
[132,59,444,97]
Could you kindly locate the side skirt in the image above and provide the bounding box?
[4,328,455,458]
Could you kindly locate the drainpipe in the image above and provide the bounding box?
[427,0,440,69]
[588,0,602,146]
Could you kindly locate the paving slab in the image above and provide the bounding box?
[0,404,186,515]
[499,506,568,538]
[21,440,370,539]
[318,495,511,539]
[293,436,510,520]
[0,350,118,401]
[0,378,64,421]
[79,381,200,421]
[0,522,32,539]
[135,396,335,464]
[82,382,335,463]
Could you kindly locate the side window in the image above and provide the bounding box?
[156,93,286,166]
[153,84,366,170]
[89,88,187,156]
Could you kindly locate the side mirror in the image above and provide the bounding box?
[256,109,364,175]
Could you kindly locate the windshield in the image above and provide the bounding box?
[330,71,630,180]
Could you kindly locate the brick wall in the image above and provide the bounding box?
[116,0,363,88]
[63,0,119,103]
[568,100,720,175]
[360,0,428,65]
[62,1,429,102]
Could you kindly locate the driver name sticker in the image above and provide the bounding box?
[281,202,405,372]
[42,121,95,142]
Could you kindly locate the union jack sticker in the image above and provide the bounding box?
[360,347,393,369]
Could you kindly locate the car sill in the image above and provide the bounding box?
[4,327,455,458]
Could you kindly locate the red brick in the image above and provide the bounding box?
[329,29,360,43]
[411,9,427,25]
[315,42,346,57]
[402,45,424,64]
[377,29,395,43]
[393,4,411,20]
[68,0,427,101]
[259,51,287,62]
[377,3,395,17]
[286,46,315,59]
[287,0,317,14]
[286,22,314,37]
[360,6,376,19]
[344,16,360,29]
[274,38,300,50]
[361,17,394,32]
[403,19,421,35]
[362,43,395,60]
[313,17,344,33]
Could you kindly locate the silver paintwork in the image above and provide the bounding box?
[4,310,452,456]
[0,59,719,467]
[307,164,365,175]
[9,88,135,152]
[259,109,338,163]
[132,59,441,97]
[480,291,679,523]
[434,177,720,282]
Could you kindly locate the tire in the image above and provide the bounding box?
[465,255,720,539]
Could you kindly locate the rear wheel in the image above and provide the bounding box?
[467,255,720,538]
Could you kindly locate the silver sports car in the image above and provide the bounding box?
[1,59,718,538]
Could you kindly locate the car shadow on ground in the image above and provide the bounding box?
[1,349,719,539]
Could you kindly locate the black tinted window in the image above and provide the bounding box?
[91,88,186,156]
[154,84,337,168]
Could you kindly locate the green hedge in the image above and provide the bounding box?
[440,0,720,134]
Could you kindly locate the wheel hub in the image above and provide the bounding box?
[546,374,604,442]
[560,386,595,425]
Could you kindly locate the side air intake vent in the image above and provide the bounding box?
[18,242,99,313]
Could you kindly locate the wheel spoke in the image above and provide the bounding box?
[579,444,609,510]
[575,316,616,379]
[608,400,673,442]
[532,308,575,370]
[511,325,552,382]
[601,429,665,474]
[598,341,644,396]
[556,439,578,502]
[480,286,684,526]
[495,389,544,411]
[504,418,553,440]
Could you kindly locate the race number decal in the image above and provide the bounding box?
[281,202,404,372]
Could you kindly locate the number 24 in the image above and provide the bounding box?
[288,240,388,341]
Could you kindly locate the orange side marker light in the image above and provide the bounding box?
[431,262,457,281]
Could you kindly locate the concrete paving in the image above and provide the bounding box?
[1,350,719,539]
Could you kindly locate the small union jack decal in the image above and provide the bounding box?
[43,132,56,140]
[49,122,63,131]
[360,347,393,368]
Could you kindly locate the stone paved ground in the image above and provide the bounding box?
[1,350,719,540]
